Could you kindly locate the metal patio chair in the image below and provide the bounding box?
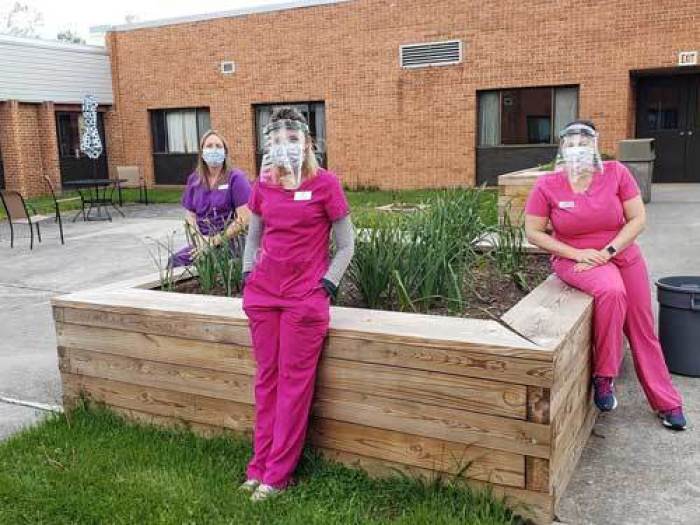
[43,175,84,239]
[115,165,149,205]
[0,190,56,249]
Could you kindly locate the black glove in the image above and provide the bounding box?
[241,271,251,292]
[320,278,337,299]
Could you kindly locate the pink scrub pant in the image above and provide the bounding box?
[243,285,329,488]
[553,245,682,412]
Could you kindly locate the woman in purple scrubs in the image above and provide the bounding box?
[169,130,252,267]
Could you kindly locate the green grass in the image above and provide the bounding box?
[0,406,523,525]
[1,187,495,223]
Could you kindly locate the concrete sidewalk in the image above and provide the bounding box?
[0,204,185,438]
[0,188,698,524]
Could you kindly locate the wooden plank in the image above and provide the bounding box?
[550,362,595,495]
[526,457,550,493]
[57,323,256,375]
[325,336,554,387]
[59,348,254,405]
[58,308,552,387]
[53,289,549,362]
[310,418,525,488]
[551,331,593,418]
[552,403,596,507]
[62,373,255,434]
[503,275,593,351]
[318,449,552,524]
[318,358,527,420]
[314,387,551,458]
[58,306,253,346]
[527,386,550,425]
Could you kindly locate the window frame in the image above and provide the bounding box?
[150,107,211,155]
[252,101,327,170]
[477,85,579,147]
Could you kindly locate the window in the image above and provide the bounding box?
[478,86,578,146]
[150,108,211,154]
[254,102,326,169]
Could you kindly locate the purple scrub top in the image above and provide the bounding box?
[181,169,252,236]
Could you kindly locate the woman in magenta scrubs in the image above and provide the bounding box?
[169,130,251,267]
[525,120,686,431]
[239,107,355,500]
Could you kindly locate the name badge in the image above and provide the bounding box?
[558,201,575,209]
[217,184,229,190]
[294,191,312,201]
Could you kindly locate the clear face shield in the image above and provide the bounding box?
[259,120,309,190]
[554,123,604,181]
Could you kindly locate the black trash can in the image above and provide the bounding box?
[656,276,700,377]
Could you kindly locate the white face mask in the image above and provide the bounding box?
[562,146,594,165]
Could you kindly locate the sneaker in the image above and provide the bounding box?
[250,483,282,502]
[593,376,617,412]
[238,479,261,493]
[659,407,687,431]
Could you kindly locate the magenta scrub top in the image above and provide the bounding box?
[525,161,641,256]
[247,168,350,298]
[181,169,252,236]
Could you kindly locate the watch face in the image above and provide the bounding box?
[607,246,616,255]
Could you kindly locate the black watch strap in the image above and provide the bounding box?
[606,245,617,255]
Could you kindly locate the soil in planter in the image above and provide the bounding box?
[166,254,551,320]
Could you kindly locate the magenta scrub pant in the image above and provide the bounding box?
[243,284,329,488]
[553,245,682,412]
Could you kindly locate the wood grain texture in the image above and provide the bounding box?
[52,290,546,361]
[318,358,527,419]
[502,275,593,351]
[59,348,254,405]
[62,373,256,433]
[314,387,550,458]
[527,386,550,425]
[310,418,525,488]
[57,322,256,374]
[318,448,553,525]
[526,457,550,493]
[325,335,554,386]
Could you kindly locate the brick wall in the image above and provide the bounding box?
[0,101,59,197]
[85,1,700,189]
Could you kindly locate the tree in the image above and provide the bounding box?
[57,29,86,45]
[0,2,43,38]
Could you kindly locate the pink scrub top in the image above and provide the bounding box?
[181,169,252,236]
[247,168,350,299]
[525,161,641,257]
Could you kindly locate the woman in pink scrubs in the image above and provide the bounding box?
[239,107,355,500]
[525,120,686,430]
[169,130,251,267]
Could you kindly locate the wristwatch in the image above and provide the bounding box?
[606,245,617,256]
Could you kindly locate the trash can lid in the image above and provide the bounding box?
[656,276,700,293]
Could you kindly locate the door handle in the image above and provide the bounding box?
[680,131,686,136]
[689,131,694,136]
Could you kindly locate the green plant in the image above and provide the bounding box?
[346,212,407,309]
[184,221,243,297]
[346,188,494,314]
[148,231,178,291]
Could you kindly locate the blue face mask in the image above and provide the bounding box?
[202,147,225,167]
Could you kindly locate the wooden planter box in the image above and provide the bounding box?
[497,168,549,227]
[52,273,594,524]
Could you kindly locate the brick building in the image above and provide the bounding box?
[0,35,113,197]
[2,0,698,196]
